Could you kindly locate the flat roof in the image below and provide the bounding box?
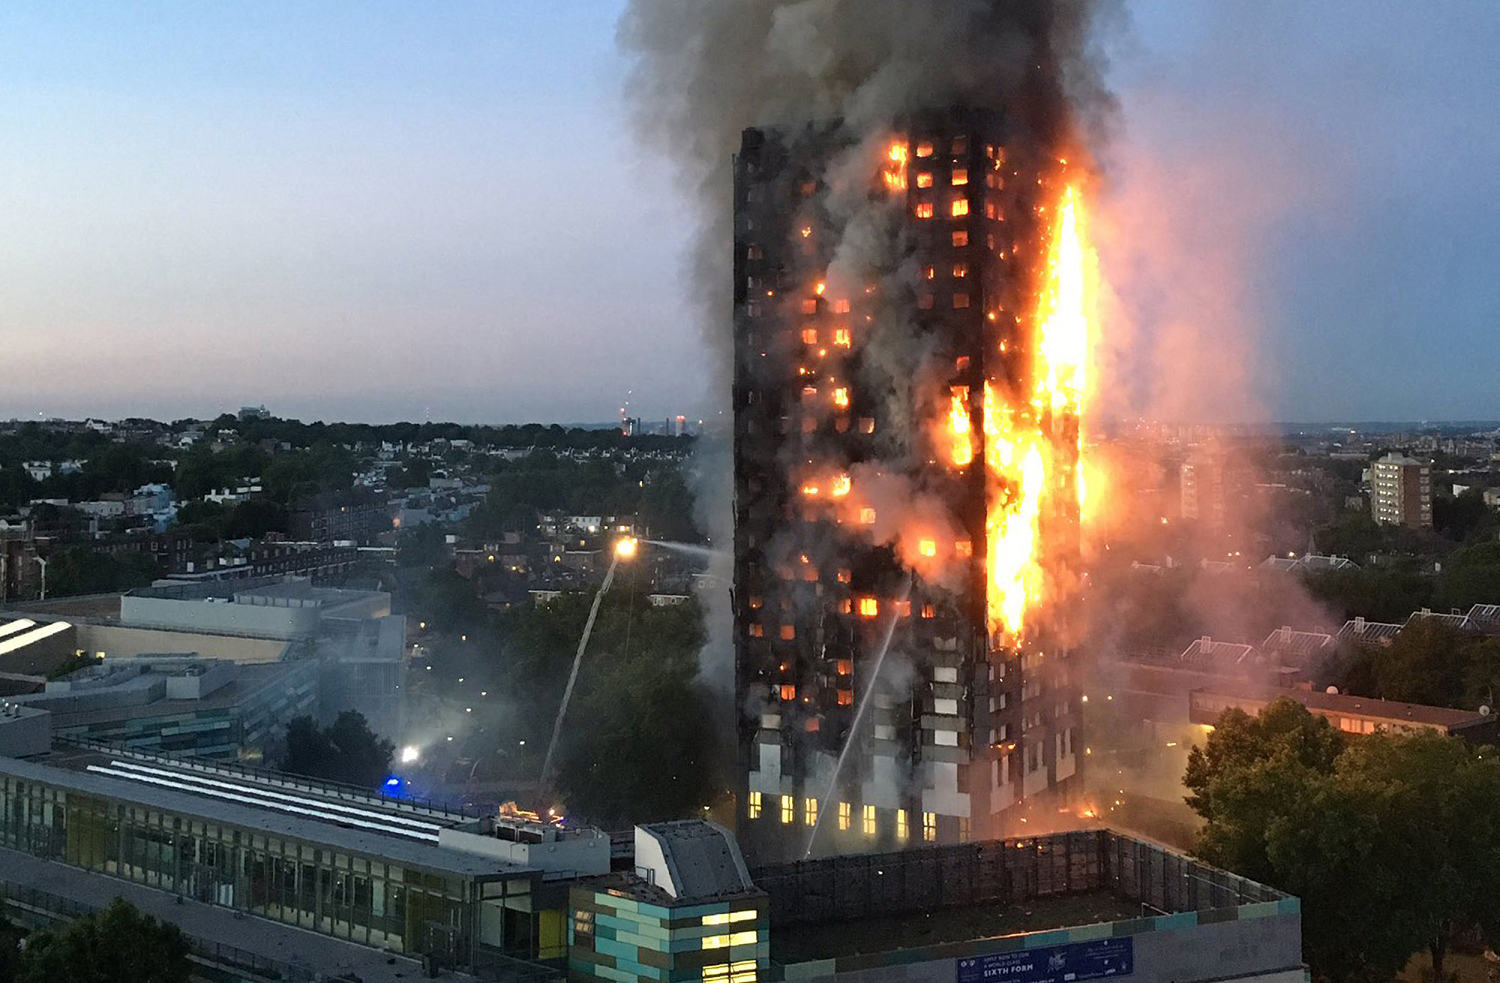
[1194,686,1487,728]
[773,892,1142,964]
[0,752,529,880]
[35,662,308,728]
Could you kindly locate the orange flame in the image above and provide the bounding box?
[883,142,909,193]
[949,386,974,467]
[983,180,1094,645]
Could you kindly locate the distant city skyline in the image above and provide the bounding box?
[2,1,1497,424]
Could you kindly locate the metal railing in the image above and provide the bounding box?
[0,880,290,980]
[57,736,477,820]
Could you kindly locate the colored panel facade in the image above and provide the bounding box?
[570,885,769,983]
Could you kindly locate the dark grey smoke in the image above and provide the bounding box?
[618,0,1114,686]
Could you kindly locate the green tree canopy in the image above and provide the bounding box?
[1186,699,1500,981]
[280,711,394,789]
[16,898,191,983]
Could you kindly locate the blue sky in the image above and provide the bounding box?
[1,1,1496,424]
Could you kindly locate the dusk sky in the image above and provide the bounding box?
[2,2,1496,425]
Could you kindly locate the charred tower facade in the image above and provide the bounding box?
[733,108,1085,862]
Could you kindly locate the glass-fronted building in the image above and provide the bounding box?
[0,748,562,971]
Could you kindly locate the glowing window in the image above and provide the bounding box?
[837,568,852,583]
[836,659,853,675]
[833,299,851,314]
[805,797,818,827]
[952,169,969,186]
[951,199,970,217]
[781,795,794,824]
[923,811,937,842]
[780,625,795,641]
[801,328,818,345]
[859,597,879,618]
[953,230,970,247]
[914,202,934,219]
[833,387,850,408]
[747,792,762,820]
[838,599,852,614]
[748,624,764,638]
[837,689,853,707]
[833,327,852,347]
[730,961,758,983]
[779,684,796,701]
[923,265,937,280]
[953,263,968,278]
[862,805,877,836]
[838,802,852,831]
[897,809,910,840]
[953,294,970,309]
[860,508,877,525]
[955,539,973,557]
[915,141,934,158]
[986,201,998,219]
[921,603,936,619]
[748,596,763,610]
[919,539,938,557]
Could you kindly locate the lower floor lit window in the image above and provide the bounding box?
[923,811,937,842]
[747,791,761,820]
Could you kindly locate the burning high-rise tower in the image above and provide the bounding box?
[731,106,1094,860]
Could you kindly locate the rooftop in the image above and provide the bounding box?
[1192,686,1490,730]
[0,748,528,880]
[772,892,1141,964]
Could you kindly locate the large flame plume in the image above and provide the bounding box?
[986,179,1096,645]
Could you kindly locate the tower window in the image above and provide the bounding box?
[862,805,877,836]
[951,169,969,186]
[748,792,762,819]
[916,172,934,189]
[838,802,852,831]
[923,812,937,842]
[953,294,971,310]
[951,199,970,218]
[952,230,970,247]
[915,203,934,219]
[781,795,794,824]
[804,798,818,827]
[915,141,934,158]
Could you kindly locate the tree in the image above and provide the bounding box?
[1186,700,1500,982]
[280,711,394,789]
[1183,699,1344,883]
[1435,541,1500,611]
[17,898,191,983]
